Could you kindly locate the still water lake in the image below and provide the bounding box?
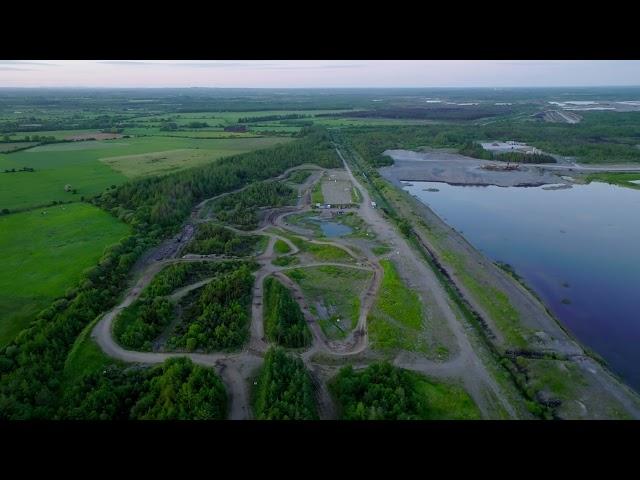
[403,181,640,391]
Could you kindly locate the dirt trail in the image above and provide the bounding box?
[92,163,374,419]
[92,152,536,420]
[336,146,519,419]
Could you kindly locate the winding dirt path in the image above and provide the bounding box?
[92,163,382,419]
[92,152,532,420]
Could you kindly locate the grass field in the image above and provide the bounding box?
[286,265,372,340]
[441,249,526,348]
[585,172,640,190]
[0,136,291,211]
[0,203,130,347]
[412,373,482,420]
[273,239,291,254]
[291,237,355,263]
[61,318,116,389]
[100,137,289,178]
[368,259,432,354]
[311,180,324,204]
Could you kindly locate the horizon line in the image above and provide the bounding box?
[1,85,640,90]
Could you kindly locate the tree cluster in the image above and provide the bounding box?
[61,357,227,420]
[210,181,295,229]
[263,277,311,348]
[114,297,173,351]
[168,265,254,352]
[329,362,427,420]
[253,347,318,420]
[237,114,308,123]
[94,127,341,236]
[184,224,261,256]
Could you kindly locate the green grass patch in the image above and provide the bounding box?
[311,180,324,204]
[585,172,640,190]
[273,239,291,254]
[351,186,362,203]
[442,249,526,348]
[372,245,392,256]
[368,259,432,354]
[0,203,130,348]
[291,237,355,263]
[272,255,299,267]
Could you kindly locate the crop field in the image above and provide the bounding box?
[286,265,372,339]
[0,136,291,211]
[0,203,130,347]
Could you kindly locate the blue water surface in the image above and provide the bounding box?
[404,181,640,391]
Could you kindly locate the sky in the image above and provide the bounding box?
[0,60,639,88]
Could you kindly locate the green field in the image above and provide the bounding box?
[291,237,355,263]
[368,259,431,354]
[585,172,640,190]
[441,249,526,348]
[0,203,130,347]
[285,265,372,340]
[101,137,290,178]
[61,318,115,390]
[273,239,291,254]
[0,136,291,211]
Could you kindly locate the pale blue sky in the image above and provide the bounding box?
[0,60,638,88]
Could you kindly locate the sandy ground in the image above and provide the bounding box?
[381,149,568,187]
[321,169,353,205]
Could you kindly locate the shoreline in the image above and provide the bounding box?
[379,171,640,417]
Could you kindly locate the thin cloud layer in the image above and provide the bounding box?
[0,60,639,88]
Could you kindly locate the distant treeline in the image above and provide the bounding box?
[237,113,308,123]
[184,224,261,256]
[0,234,153,419]
[0,114,130,134]
[343,114,640,167]
[321,106,512,121]
[94,126,341,237]
[458,142,556,163]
